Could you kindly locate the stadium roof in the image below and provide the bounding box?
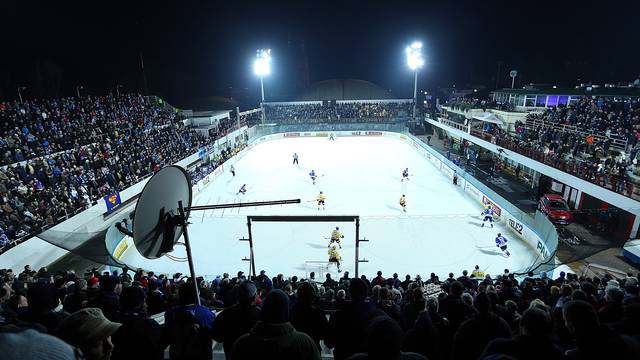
[494,86,640,97]
[297,79,394,101]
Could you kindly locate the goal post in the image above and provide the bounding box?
[245,215,364,277]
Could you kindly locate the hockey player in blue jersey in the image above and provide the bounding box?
[309,170,317,185]
[495,233,511,257]
[237,184,247,195]
[401,168,409,182]
[481,205,494,228]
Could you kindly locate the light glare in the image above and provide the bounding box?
[406,41,424,70]
[254,49,272,76]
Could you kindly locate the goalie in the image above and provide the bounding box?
[328,244,342,273]
[328,226,344,248]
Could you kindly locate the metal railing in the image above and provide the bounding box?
[432,117,640,202]
[524,117,628,150]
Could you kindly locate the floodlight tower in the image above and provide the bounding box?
[406,41,424,119]
[254,49,272,125]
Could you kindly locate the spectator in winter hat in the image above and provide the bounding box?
[110,286,166,360]
[232,289,320,360]
[348,315,427,360]
[325,278,385,360]
[212,280,261,357]
[0,328,79,360]
[55,307,121,360]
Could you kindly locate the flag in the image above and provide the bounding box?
[104,192,122,213]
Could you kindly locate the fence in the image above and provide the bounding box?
[401,132,559,275]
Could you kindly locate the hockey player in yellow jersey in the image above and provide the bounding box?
[328,226,344,248]
[399,194,407,212]
[317,191,326,210]
[328,245,342,273]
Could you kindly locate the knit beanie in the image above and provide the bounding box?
[261,289,289,323]
[0,329,76,360]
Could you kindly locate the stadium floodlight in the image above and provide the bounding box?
[254,49,271,125]
[406,41,424,118]
[254,49,271,101]
[254,48,272,77]
[406,41,424,71]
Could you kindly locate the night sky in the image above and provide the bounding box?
[1,0,638,107]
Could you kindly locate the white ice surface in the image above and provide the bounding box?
[121,136,538,280]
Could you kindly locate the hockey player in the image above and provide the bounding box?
[237,184,247,195]
[481,205,494,228]
[309,170,317,185]
[317,191,326,210]
[399,194,407,212]
[328,244,342,273]
[401,168,409,182]
[329,132,336,141]
[230,164,235,177]
[495,233,511,257]
[293,153,299,165]
[328,226,344,248]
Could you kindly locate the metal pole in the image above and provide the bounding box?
[260,76,265,103]
[412,71,418,118]
[511,76,515,89]
[139,51,149,95]
[178,201,201,305]
[355,217,360,278]
[236,106,241,129]
[116,86,120,97]
[247,218,256,277]
[17,87,23,103]
[260,76,266,126]
[76,86,81,98]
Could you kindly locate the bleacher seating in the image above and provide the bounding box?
[0,264,638,359]
[264,101,413,124]
[0,95,241,251]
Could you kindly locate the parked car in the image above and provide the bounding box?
[539,194,573,225]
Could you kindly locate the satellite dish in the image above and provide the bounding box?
[133,165,192,259]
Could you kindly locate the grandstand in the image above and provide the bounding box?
[2,2,640,359]
[0,93,638,360]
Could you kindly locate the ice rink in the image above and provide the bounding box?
[121,136,539,280]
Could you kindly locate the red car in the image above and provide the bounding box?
[539,194,573,225]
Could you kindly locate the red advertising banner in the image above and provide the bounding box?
[481,196,502,217]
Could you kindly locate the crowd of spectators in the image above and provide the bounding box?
[188,142,247,184]
[239,110,262,127]
[1,264,638,359]
[446,98,513,113]
[264,102,413,124]
[0,94,216,250]
[475,98,640,198]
